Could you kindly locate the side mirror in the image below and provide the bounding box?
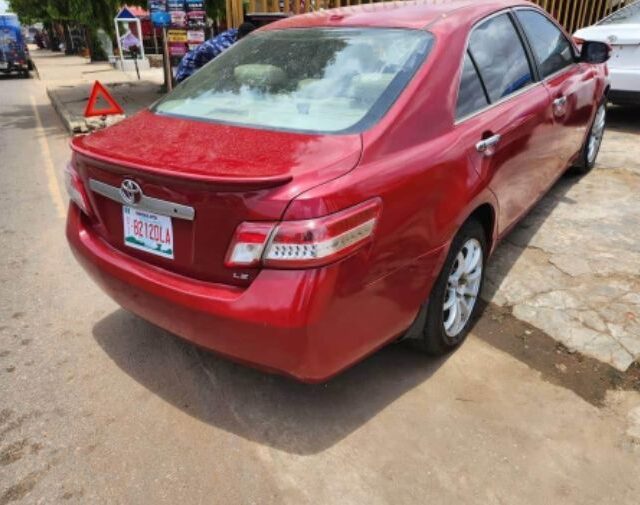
[580,40,611,64]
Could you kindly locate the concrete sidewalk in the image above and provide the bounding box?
[31,49,165,134]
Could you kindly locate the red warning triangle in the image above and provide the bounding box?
[84,81,125,117]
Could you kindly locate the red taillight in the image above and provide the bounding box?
[225,198,382,269]
[64,162,92,216]
[225,222,275,268]
[573,36,585,46]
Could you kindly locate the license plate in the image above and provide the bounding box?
[123,206,174,259]
[0,62,7,69]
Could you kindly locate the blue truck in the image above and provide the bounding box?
[0,14,32,77]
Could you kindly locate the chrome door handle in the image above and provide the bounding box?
[475,134,501,155]
[553,96,567,107]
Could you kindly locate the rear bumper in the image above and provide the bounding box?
[67,205,446,382]
[0,61,28,72]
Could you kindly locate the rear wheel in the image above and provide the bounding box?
[411,219,487,355]
[571,101,606,175]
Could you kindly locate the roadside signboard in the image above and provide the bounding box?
[187,29,205,46]
[185,0,205,50]
[149,0,207,86]
[186,0,206,28]
[169,44,187,56]
[167,29,188,43]
[149,0,171,27]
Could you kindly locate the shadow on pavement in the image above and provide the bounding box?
[91,103,639,454]
[0,74,30,80]
[606,104,640,134]
[93,309,448,455]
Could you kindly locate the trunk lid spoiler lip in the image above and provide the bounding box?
[70,139,293,190]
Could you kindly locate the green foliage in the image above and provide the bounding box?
[205,0,226,21]
[8,0,148,32]
[10,0,226,30]
[88,26,107,60]
[7,0,49,24]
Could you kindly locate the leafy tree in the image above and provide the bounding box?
[9,0,148,59]
[9,0,228,58]
[9,0,147,34]
[7,0,49,24]
[205,0,226,23]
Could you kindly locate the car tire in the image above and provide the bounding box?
[409,219,487,356]
[571,100,606,175]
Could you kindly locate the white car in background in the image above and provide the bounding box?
[574,0,640,105]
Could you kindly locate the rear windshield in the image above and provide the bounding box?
[598,1,640,25]
[0,28,19,51]
[153,28,434,134]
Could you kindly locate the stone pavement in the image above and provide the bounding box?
[484,106,640,371]
[30,48,164,133]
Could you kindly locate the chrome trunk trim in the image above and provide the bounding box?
[88,179,195,221]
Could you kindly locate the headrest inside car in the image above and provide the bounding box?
[234,64,286,88]
[347,73,395,101]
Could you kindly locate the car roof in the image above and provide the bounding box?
[261,0,534,31]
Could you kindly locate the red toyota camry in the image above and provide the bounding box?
[66,0,609,382]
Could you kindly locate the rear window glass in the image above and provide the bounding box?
[153,28,434,134]
[0,28,19,51]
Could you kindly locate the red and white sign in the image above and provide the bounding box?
[187,30,205,44]
[84,81,125,118]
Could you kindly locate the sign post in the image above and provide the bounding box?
[162,27,173,92]
[186,0,206,51]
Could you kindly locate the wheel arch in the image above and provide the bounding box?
[463,202,497,254]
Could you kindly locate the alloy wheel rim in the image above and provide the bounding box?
[443,238,483,338]
[587,104,606,164]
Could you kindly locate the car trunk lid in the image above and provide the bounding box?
[72,111,362,286]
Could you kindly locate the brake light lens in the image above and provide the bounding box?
[225,222,275,267]
[573,36,585,46]
[225,199,382,269]
[64,162,92,216]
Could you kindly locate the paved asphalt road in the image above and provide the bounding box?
[1,75,640,504]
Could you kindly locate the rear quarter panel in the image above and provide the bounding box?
[285,19,498,304]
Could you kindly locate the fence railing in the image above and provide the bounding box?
[530,0,633,34]
[232,0,635,33]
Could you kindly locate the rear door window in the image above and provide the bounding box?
[468,13,533,103]
[456,51,489,120]
[516,10,575,78]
